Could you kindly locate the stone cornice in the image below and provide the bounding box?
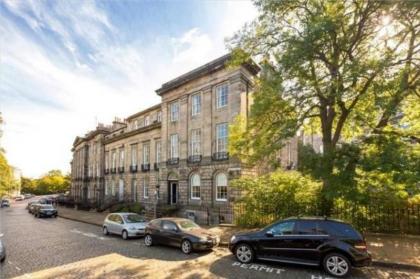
[156,53,260,96]
[104,122,161,145]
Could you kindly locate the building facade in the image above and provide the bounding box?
[70,54,298,224]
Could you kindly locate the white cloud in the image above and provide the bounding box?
[0,0,258,177]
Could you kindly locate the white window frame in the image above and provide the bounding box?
[190,129,201,156]
[170,134,179,159]
[143,177,149,198]
[130,144,137,166]
[216,123,228,153]
[216,83,228,109]
[190,173,201,200]
[170,101,179,122]
[119,148,124,168]
[191,93,201,116]
[155,140,161,163]
[215,173,228,201]
[112,151,116,169]
[143,143,150,164]
[144,116,150,126]
[157,111,162,122]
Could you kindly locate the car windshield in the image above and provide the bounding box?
[124,214,145,223]
[177,220,200,230]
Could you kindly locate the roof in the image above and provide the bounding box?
[284,216,346,223]
[126,103,161,121]
[154,217,191,222]
[155,53,260,96]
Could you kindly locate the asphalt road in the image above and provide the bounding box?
[0,200,418,279]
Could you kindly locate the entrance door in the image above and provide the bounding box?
[118,179,124,201]
[168,181,178,204]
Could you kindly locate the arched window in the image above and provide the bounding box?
[190,173,201,200]
[215,173,228,201]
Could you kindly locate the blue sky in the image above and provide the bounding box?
[0,0,257,177]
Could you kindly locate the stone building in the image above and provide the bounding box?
[70,54,298,224]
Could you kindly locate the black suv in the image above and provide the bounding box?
[229,217,371,278]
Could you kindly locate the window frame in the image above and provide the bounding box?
[155,140,161,163]
[143,177,149,199]
[215,172,228,201]
[143,142,150,164]
[216,123,228,153]
[190,173,201,200]
[170,101,179,122]
[170,134,179,159]
[216,83,228,109]
[130,144,137,166]
[191,93,201,116]
[190,129,201,156]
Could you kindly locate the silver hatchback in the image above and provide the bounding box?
[103,213,147,240]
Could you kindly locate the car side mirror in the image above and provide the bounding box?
[172,227,178,232]
[265,231,274,237]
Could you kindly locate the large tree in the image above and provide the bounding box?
[228,0,419,213]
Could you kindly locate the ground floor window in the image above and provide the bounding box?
[216,173,228,201]
[190,173,201,199]
[143,177,149,198]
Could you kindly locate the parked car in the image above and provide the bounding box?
[0,199,10,208]
[27,201,40,213]
[24,194,32,199]
[103,213,148,240]
[0,234,5,263]
[228,217,371,278]
[144,217,220,254]
[33,204,58,218]
[14,195,24,201]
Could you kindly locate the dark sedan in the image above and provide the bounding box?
[144,218,220,254]
[229,217,371,278]
[33,204,58,218]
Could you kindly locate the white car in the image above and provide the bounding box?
[103,213,148,240]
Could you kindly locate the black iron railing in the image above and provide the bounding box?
[167,158,179,165]
[141,164,150,172]
[212,152,229,161]
[130,165,138,173]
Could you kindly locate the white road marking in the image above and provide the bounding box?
[8,260,13,264]
[70,228,108,241]
[15,266,21,271]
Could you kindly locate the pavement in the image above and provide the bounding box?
[55,204,420,270]
[0,200,418,279]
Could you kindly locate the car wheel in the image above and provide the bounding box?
[144,234,153,246]
[323,253,351,278]
[181,239,192,254]
[235,243,254,264]
[103,227,109,235]
[122,230,128,240]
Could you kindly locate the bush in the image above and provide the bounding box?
[232,170,322,227]
[109,202,145,215]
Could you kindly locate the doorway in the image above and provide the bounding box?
[168,181,178,205]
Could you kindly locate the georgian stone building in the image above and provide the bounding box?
[70,54,298,224]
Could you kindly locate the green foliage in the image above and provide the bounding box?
[21,170,70,195]
[228,0,419,212]
[109,202,145,214]
[232,170,322,227]
[0,152,14,197]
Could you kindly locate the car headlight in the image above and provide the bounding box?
[230,235,236,242]
[199,237,208,242]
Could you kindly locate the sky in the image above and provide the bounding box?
[0,0,257,178]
